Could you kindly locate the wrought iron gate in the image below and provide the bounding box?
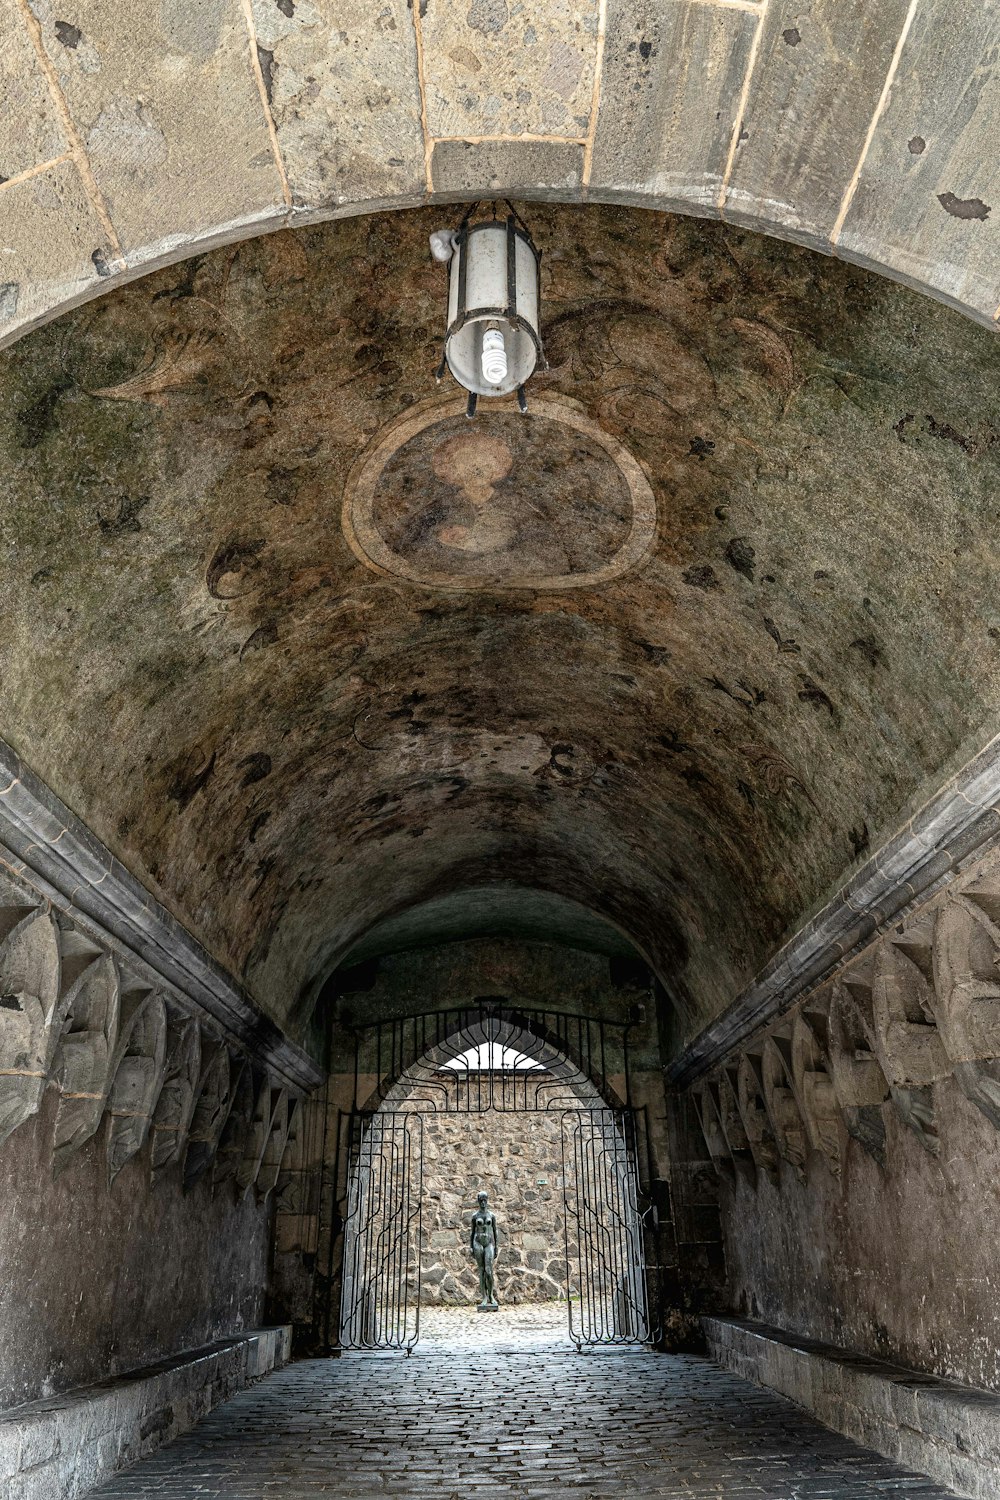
[339,1112,423,1351]
[561,1108,650,1350]
[332,1001,656,1354]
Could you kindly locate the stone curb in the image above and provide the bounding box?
[704,1314,1000,1500]
[0,1325,291,1500]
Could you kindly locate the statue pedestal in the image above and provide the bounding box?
[476,1303,499,1313]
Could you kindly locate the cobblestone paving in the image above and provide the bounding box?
[91,1309,955,1499]
[419,1300,570,1349]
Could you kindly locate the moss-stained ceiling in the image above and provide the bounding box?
[1,204,999,1047]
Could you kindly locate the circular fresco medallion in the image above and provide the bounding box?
[342,398,657,591]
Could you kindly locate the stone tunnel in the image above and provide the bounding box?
[2,1,1000,1496]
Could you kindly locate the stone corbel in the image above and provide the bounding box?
[151,1012,201,1178]
[715,1068,756,1187]
[790,1011,842,1176]
[256,1089,292,1202]
[0,900,62,1149]
[932,886,1000,1129]
[826,967,889,1168]
[51,947,120,1175]
[214,1058,255,1193]
[239,1077,285,1195]
[871,924,949,1154]
[692,1082,735,1186]
[761,1034,808,1182]
[735,1051,780,1183]
[182,1042,233,1191]
[106,983,168,1183]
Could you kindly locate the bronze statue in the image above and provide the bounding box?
[469,1189,499,1310]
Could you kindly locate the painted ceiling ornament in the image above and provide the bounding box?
[342,397,657,592]
[430,201,545,418]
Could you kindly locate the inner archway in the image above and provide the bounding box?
[337,1001,651,1354]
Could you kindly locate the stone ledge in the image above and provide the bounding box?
[0,1325,291,1500]
[704,1315,1000,1500]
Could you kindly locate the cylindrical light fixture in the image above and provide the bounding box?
[433,205,544,417]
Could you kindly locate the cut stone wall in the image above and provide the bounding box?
[705,1316,1000,1500]
[719,1074,1000,1393]
[416,1108,575,1305]
[0,1087,272,1412]
[689,839,1000,1392]
[0,1326,291,1500]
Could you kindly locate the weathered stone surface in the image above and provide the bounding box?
[1,205,1000,1047]
[719,1060,1000,1393]
[0,157,115,340]
[25,0,285,262]
[0,0,68,180]
[420,0,599,140]
[0,1325,290,1500]
[705,1315,1000,1498]
[249,0,425,209]
[430,137,583,196]
[0,1084,273,1411]
[838,4,1000,319]
[726,0,915,244]
[590,0,756,211]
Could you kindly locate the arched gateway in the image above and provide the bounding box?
[333,1000,655,1353]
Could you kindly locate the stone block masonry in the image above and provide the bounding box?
[705,1315,1000,1499]
[412,1107,578,1305]
[0,1325,290,1500]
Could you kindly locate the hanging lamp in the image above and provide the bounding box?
[430,202,545,418]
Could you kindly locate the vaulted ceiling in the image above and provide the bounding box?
[2,203,999,1048]
[2,3,1000,1057]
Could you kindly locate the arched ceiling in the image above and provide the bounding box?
[1,0,999,352]
[1,204,999,1050]
[341,887,643,967]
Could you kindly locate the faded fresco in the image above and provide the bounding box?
[344,402,655,589]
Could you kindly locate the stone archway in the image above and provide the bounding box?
[337,1003,651,1353]
[2,3,999,355]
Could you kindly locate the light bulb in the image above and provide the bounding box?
[481,328,508,386]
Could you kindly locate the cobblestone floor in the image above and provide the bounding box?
[91,1307,955,1499]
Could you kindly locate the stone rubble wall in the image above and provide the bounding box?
[415,1108,578,1306]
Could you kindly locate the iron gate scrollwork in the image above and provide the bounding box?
[330,1002,658,1353]
[340,1111,423,1351]
[561,1107,651,1350]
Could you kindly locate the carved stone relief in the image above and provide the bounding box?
[736,1052,780,1183]
[151,1014,201,1178]
[790,1012,841,1176]
[932,889,1000,1129]
[0,901,62,1149]
[693,1084,736,1188]
[0,860,306,1197]
[256,1090,291,1202]
[51,950,120,1175]
[761,1036,808,1182]
[106,986,167,1183]
[827,969,888,1167]
[238,1082,293,1200]
[215,1058,255,1192]
[183,1043,232,1191]
[715,1070,756,1187]
[692,842,1000,1190]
